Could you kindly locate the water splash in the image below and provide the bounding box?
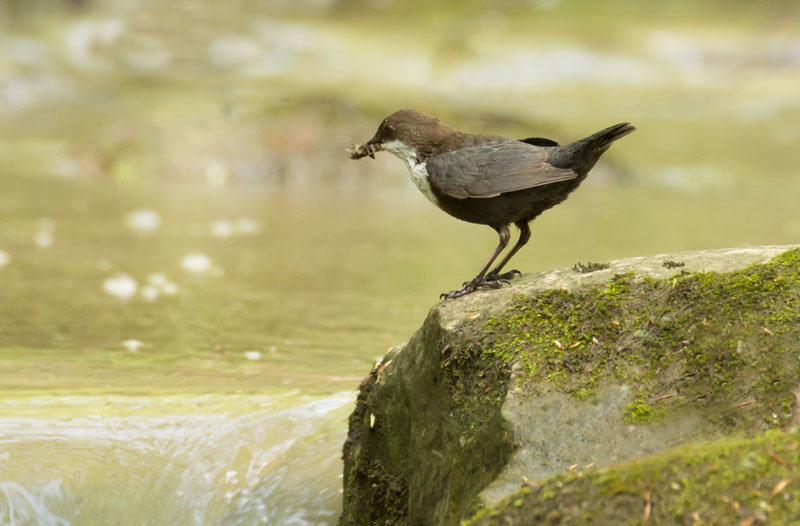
[0,480,72,526]
[0,393,353,525]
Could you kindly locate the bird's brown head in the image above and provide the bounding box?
[358,110,455,163]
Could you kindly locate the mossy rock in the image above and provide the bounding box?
[340,245,800,525]
[466,429,800,525]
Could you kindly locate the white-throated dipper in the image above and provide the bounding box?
[347,110,635,299]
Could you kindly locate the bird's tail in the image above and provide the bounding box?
[549,122,636,175]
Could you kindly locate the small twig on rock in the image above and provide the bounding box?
[770,479,792,499]
[767,450,787,467]
[652,392,677,402]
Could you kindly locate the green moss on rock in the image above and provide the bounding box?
[624,400,654,424]
[482,248,800,430]
[466,429,800,525]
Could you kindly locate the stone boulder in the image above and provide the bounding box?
[340,246,800,525]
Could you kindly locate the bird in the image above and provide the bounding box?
[347,109,635,299]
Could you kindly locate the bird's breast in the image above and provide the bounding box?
[408,162,439,206]
[382,139,440,207]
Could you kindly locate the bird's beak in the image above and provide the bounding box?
[361,136,382,159]
[366,137,382,152]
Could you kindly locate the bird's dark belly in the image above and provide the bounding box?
[432,179,582,228]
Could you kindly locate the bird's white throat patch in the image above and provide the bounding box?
[380,139,438,205]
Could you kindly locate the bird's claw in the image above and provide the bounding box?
[440,288,472,300]
[463,277,511,287]
[476,278,510,288]
[486,269,522,281]
[441,276,513,300]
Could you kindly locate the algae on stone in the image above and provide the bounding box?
[466,429,800,525]
[482,248,800,430]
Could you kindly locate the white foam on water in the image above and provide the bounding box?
[140,285,159,302]
[210,220,235,238]
[102,273,137,300]
[0,480,72,526]
[121,339,144,352]
[125,209,162,234]
[146,273,179,296]
[243,351,261,361]
[147,273,168,286]
[235,218,261,235]
[181,253,212,274]
[34,230,54,248]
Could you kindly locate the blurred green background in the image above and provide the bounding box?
[1,0,799,524]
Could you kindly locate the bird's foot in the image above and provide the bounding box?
[486,269,522,281]
[441,276,513,300]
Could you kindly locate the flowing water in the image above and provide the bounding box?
[2,1,800,524]
[2,175,799,525]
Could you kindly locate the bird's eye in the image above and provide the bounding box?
[387,125,395,131]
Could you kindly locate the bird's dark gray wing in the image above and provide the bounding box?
[425,141,577,199]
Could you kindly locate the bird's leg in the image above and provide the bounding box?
[441,225,511,300]
[486,221,531,281]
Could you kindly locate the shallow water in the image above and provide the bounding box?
[2,173,800,524]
